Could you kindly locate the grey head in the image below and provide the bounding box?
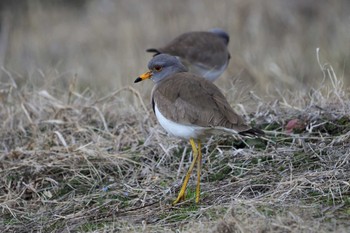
[208,28,230,45]
[135,54,188,84]
[148,54,188,83]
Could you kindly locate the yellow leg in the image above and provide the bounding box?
[195,140,202,203]
[173,138,198,205]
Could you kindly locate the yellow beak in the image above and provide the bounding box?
[134,71,152,83]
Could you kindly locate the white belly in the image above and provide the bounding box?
[154,105,205,140]
[192,61,229,82]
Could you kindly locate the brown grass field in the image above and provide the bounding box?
[1,0,350,232]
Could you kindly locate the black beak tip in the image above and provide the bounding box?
[134,77,142,83]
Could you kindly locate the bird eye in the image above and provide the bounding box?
[154,65,162,72]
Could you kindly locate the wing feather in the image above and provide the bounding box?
[152,73,251,132]
[147,32,229,68]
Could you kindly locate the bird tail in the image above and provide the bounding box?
[239,127,265,136]
[146,48,161,56]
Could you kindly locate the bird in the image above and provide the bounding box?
[134,54,263,205]
[146,28,230,82]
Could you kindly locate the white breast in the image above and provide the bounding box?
[154,104,205,140]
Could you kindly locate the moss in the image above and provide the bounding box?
[251,155,273,165]
[245,138,267,149]
[291,151,320,170]
[79,222,105,232]
[319,116,350,136]
[43,219,67,233]
[159,201,200,222]
[208,165,232,182]
[256,205,278,217]
[261,122,282,131]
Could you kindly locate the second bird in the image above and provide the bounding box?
[146,28,230,82]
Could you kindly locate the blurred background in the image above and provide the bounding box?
[0,0,349,99]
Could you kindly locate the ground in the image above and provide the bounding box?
[0,1,350,232]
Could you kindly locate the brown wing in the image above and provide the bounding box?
[147,31,229,68]
[152,73,251,132]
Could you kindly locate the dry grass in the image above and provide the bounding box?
[1,1,350,232]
